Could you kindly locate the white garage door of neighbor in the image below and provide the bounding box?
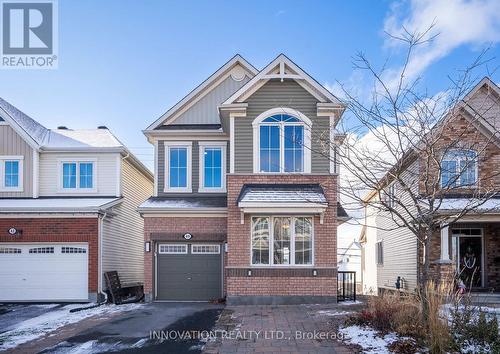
[0,244,89,302]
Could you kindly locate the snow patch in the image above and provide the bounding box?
[0,303,142,350]
[338,300,363,306]
[315,310,353,316]
[340,325,401,354]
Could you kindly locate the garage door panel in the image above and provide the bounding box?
[0,243,89,302]
[157,243,222,301]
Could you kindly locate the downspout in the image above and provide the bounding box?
[98,210,108,303]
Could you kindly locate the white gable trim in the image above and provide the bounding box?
[222,54,344,106]
[0,109,40,150]
[145,55,258,131]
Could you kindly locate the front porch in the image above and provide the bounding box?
[434,222,500,292]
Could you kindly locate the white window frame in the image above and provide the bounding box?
[252,108,312,174]
[191,244,221,254]
[57,158,97,193]
[164,142,192,193]
[158,243,188,254]
[0,156,23,192]
[250,215,314,267]
[199,142,226,193]
[440,149,478,188]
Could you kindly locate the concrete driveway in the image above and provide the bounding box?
[0,302,224,353]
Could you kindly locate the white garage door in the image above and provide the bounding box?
[0,244,88,302]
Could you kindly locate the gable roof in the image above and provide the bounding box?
[0,97,49,147]
[145,54,258,131]
[363,76,500,202]
[222,53,344,107]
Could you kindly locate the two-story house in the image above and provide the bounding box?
[139,54,348,304]
[361,77,500,295]
[0,99,153,302]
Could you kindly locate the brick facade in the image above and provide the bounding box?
[426,223,500,291]
[226,174,338,299]
[0,217,99,292]
[143,175,339,302]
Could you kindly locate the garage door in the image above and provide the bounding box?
[0,244,88,302]
[156,243,222,301]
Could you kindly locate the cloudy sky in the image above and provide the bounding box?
[1,0,499,243]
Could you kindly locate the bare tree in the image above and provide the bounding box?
[329,26,499,310]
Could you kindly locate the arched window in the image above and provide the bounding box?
[441,149,477,188]
[252,108,312,173]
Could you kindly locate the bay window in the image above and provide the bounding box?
[251,216,313,266]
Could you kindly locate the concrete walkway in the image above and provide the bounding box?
[203,304,359,354]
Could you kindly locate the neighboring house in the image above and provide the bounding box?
[338,239,361,274]
[361,78,500,294]
[0,99,153,302]
[139,54,348,304]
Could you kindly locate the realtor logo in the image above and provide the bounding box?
[1,0,58,68]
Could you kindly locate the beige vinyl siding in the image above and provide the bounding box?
[0,124,33,197]
[171,75,250,125]
[234,79,330,174]
[101,158,153,287]
[374,161,419,292]
[39,152,119,196]
[362,204,379,295]
[157,140,229,196]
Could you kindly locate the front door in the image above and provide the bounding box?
[452,228,483,288]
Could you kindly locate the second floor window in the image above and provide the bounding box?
[259,115,304,173]
[199,143,226,192]
[0,157,23,191]
[165,143,192,192]
[62,161,95,190]
[252,108,312,174]
[441,149,477,188]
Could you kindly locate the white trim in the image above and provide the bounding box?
[164,142,192,193]
[153,140,158,197]
[158,243,188,254]
[198,141,226,193]
[0,156,24,192]
[222,54,343,106]
[56,158,98,193]
[250,216,314,267]
[32,149,39,198]
[0,121,8,125]
[251,108,312,174]
[329,115,336,174]
[440,225,450,261]
[441,149,478,188]
[141,212,227,217]
[146,55,258,130]
[115,155,121,197]
[229,115,235,174]
[0,109,41,150]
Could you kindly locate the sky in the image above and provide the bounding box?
[1,0,499,243]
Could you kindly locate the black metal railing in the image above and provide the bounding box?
[338,271,356,302]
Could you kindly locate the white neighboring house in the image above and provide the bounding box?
[0,98,153,302]
[338,238,362,288]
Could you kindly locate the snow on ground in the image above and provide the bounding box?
[339,325,405,354]
[338,300,363,306]
[46,337,148,354]
[315,310,353,316]
[0,303,142,351]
